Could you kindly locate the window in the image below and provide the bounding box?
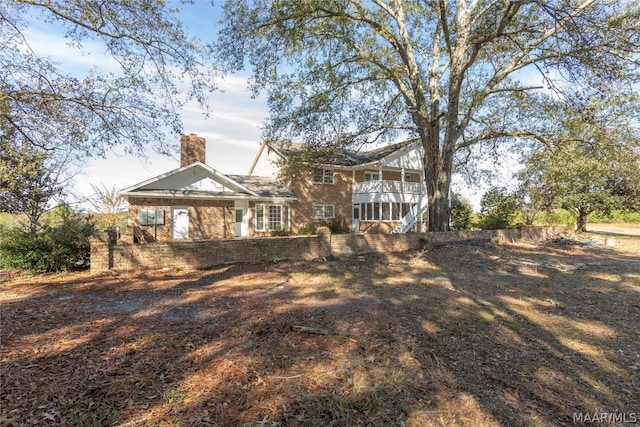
[382,203,391,221]
[404,174,412,182]
[140,208,164,225]
[268,205,289,231]
[255,204,265,231]
[313,204,335,219]
[364,171,380,182]
[313,168,334,184]
[353,204,360,220]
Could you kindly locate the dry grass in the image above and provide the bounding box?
[1,231,639,426]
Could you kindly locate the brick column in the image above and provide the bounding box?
[316,226,331,257]
[90,233,113,273]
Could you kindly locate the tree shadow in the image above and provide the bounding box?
[1,241,638,426]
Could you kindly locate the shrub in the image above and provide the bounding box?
[477,187,518,230]
[0,207,95,273]
[539,209,577,229]
[299,219,349,235]
[450,193,473,230]
[299,222,318,235]
[270,226,290,237]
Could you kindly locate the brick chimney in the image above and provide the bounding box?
[180,133,206,167]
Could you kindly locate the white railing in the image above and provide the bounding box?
[353,180,425,195]
[391,197,429,234]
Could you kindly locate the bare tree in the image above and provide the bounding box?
[88,184,128,229]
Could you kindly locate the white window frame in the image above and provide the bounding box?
[313,204,335,219]
[364,171,380,182]
[255,204,265,231]
[313,168,334,184]
[267,204,289,231]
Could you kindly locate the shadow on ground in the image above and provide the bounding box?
[1,235,639,426]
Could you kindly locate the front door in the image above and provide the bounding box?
[171,207,189,239]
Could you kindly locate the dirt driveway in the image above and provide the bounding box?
[587,222,640,236]
[1,232,639,426]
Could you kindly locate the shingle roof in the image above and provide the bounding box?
[270,139,419,167]
[228,175,296,199]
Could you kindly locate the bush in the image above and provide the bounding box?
[270,226,290,237]
[450,193,473,230]
[0,207,95,273]
[477,187,518,230]
[299,219,350,235]
[539,209,577,229]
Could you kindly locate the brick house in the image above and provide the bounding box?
[249,140,428,234]
[120,134,427,242]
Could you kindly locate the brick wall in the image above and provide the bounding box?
[125,197,234,242]
[91,226,566,273]
[286,166,353,233]
[91,234,324,272]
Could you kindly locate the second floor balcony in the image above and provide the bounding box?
[353,180,426,196]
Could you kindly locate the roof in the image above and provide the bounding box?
[269,139,420,167]
[228,175,296,199]
[121,162,296,201]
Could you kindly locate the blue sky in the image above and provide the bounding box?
[21,1,268,209]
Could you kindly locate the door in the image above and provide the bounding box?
[234,201,249,237]
[234,208,245,237]
[352,204,360,232]
[171,207,189,239]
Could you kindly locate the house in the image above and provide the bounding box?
[120,134,296,242]
[120,133,428,242]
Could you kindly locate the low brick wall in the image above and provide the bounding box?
[419,226,567,248]
[90,226,566,273]
[96,235,323,272]
[330,233,420,257]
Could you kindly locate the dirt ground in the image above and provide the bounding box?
[1,229,639,426]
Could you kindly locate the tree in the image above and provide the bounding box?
[1,0,217,159]
[478,186,518,230]
[88,184,128,229]
[0,138,67,233]
[518,96,640,232]
[450,193,473,230]
[216,0,640,231]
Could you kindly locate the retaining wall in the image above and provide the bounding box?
[90,226,566,273]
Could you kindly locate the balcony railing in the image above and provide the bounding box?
[353,180,425,195]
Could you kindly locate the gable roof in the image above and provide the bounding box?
[264,139,421,168]
[121,162,295,201]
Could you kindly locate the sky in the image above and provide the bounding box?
[21,1,269,210]
[21,0,531,212]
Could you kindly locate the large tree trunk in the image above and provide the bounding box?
[426,182,451,231]
[421,133,452,232]
[576,207,590,232]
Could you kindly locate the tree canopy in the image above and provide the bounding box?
[518,94,640,232]
[0,137,67,232]
[217,0,640,231]
[1,0,218,159]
